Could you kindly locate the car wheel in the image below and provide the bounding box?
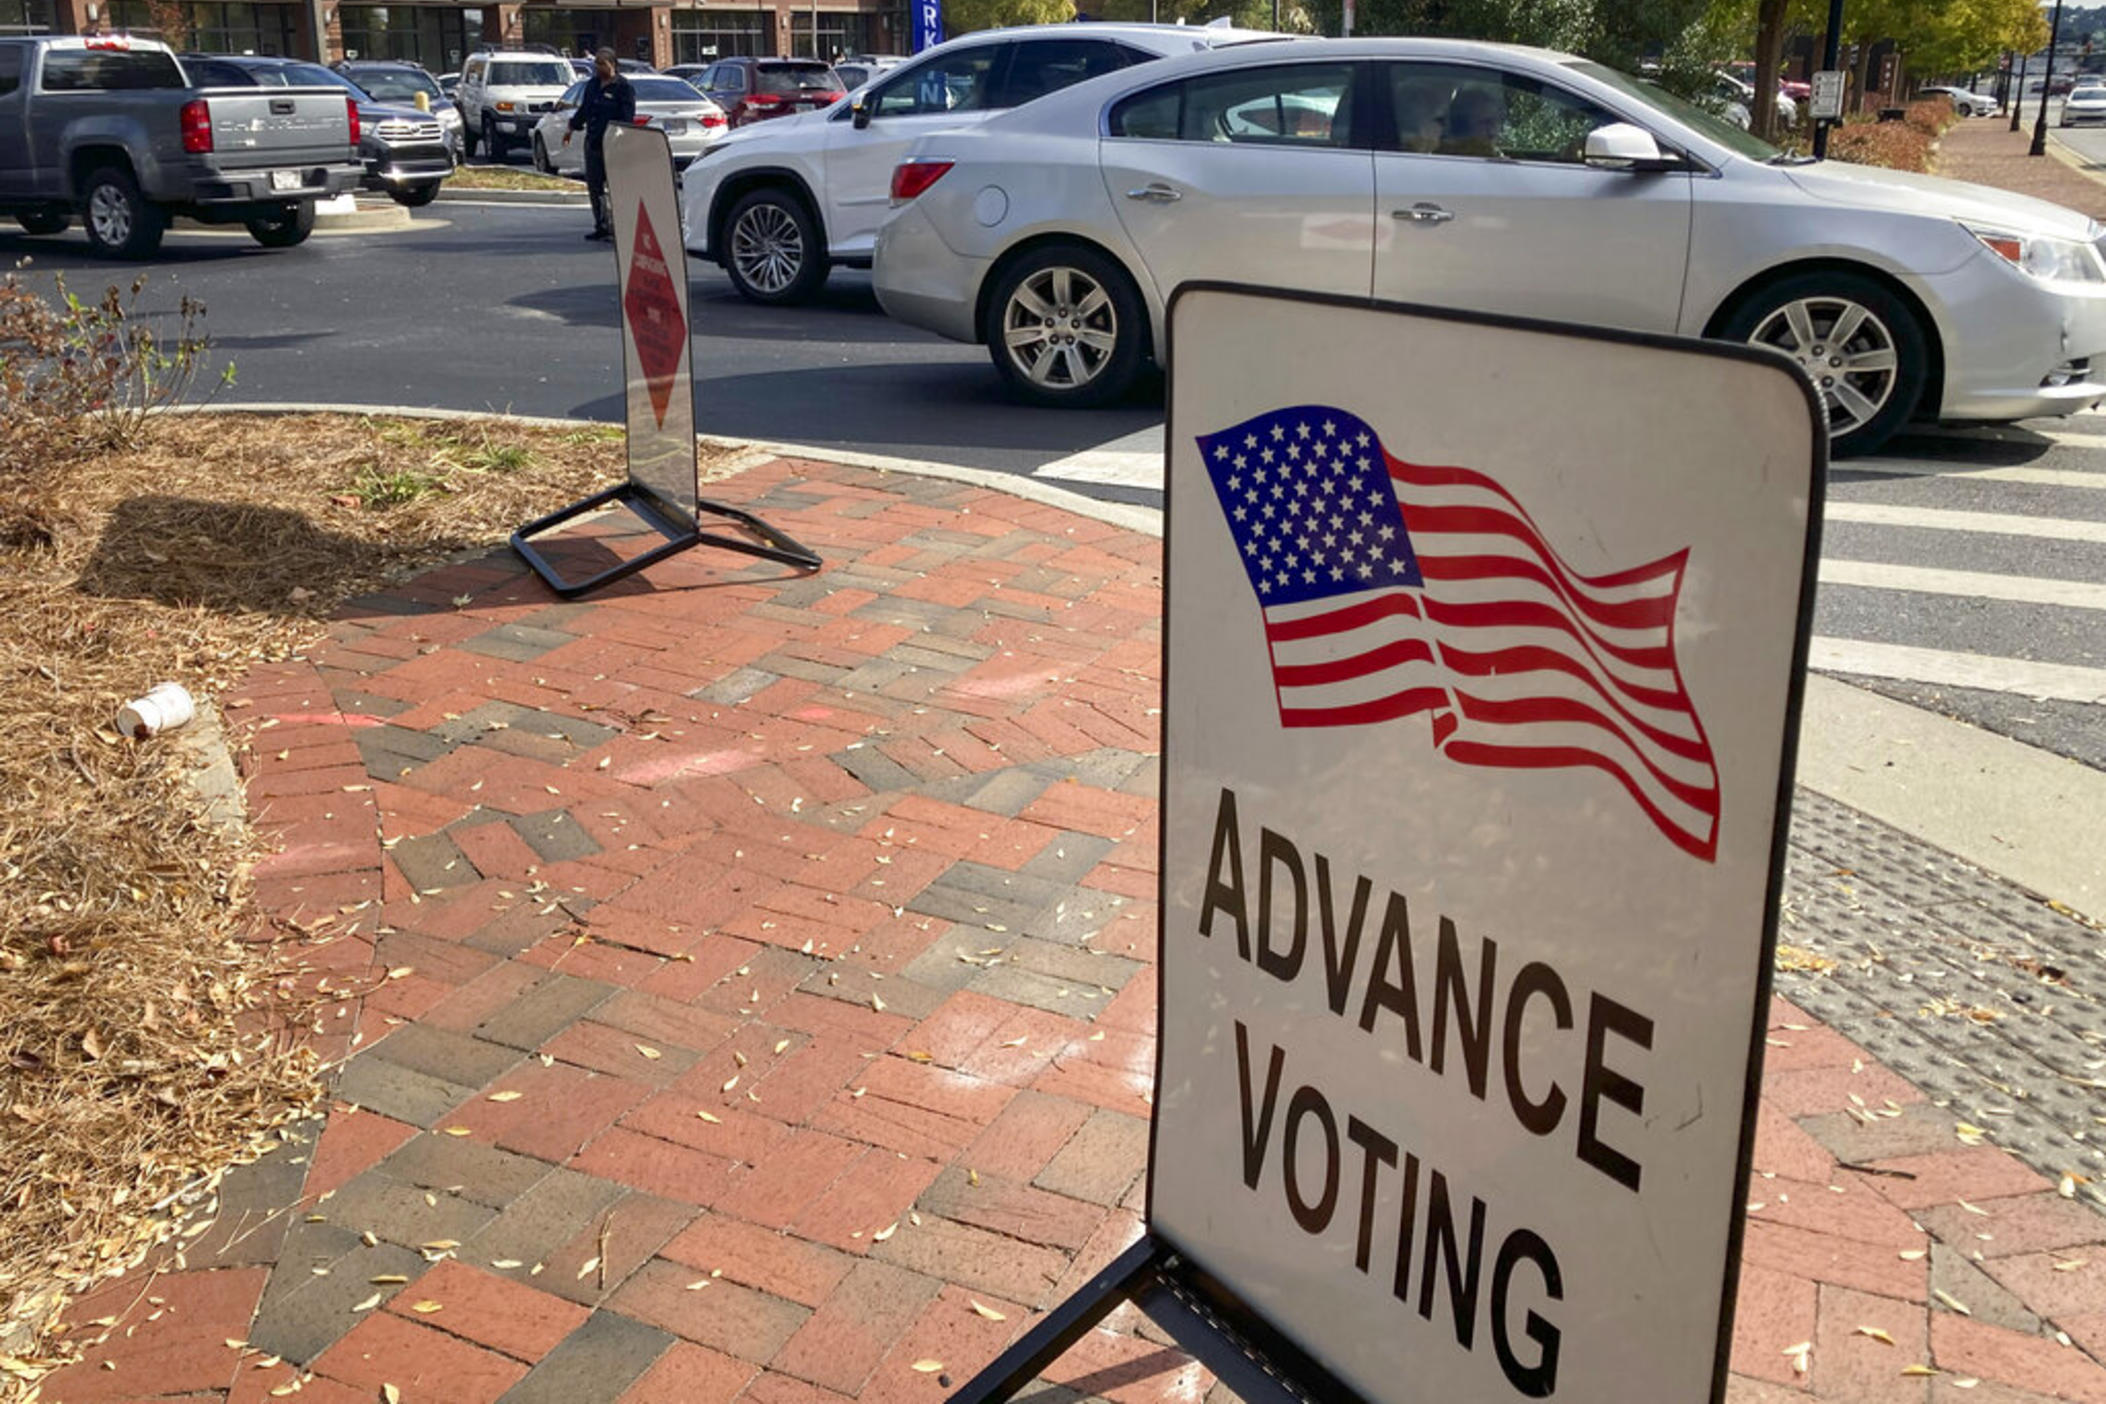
[81,165,164,259]
[14,211,70,235]
[244,200,316,248]
[532,133,553,173]
[392,182,441,208]
[723,188,828,305]
[982,243,1147,410]
[1720,271,1927,457]
[482,114,507,161]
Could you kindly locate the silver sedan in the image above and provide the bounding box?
[531,76,728,174]
[874,39,2106,455]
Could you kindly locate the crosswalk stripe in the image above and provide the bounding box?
[1809,637,2106,703]
[1825,501,2106,543]
[1846,460,2106,490]
[1031,428,1165,489]
[1819,559,2106,610]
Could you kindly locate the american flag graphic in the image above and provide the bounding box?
[1195,406,1720,862]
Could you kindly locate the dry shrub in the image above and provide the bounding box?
[0,268,222,549]
[1905,95,1959,137]
[1829,117,1937,173]
[0,410,678,1390]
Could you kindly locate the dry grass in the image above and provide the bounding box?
[0,411,729,1393]
[446,164,579,192]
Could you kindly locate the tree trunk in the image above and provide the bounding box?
[1752,0,1787,138]
[1853,42,1875,115]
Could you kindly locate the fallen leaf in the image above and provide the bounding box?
[352,1293,383,1312]
[491,1259,524,1270]
[635,1045,662,1061]
[2060,1174,2078,1199]
[969,1300,1007,1321]
[721,1075,740,1093]
[998,1036,1027,1049]
[386,967,414,980]
[905,1051,933,1064]
[873,1222,898,1242]
[411,1301,442,1314]
[370,1275,409,1285]
[695,1111,721,1124]
[577,1257,600,1280]
[1855,1326,1896,1346]
[685,1280,712,1291]
[1900,1364,1939,1377]
[442,1126,472,1137]
[487,1091,523,1103]
[911,1360,944,1374]
[1898,1249,1927,1262]
[385,1386,402,1404]
[1933,1289,1972,1316]
[773,1039,790,1055]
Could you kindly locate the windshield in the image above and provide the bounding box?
[349,68,440,103]
[253,61,367,96]
[757,63,841,95]
[1567,59,1781,161]
[631,76,704,102]
[490,60,575,87]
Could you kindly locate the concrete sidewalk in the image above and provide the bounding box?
[36,453,2106,1404]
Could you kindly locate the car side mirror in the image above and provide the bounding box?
[852,97,871,130]
[1583,122,1678,172]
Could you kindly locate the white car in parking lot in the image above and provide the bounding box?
[676,21,1283,304]
[874,38,2106,455]
[530,75,728,173]
[1922,84,2001,117]
[2061,80,2106,126]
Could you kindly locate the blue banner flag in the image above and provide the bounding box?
[911,0,945,53]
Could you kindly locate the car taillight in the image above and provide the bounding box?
[701,112,725,127]
[347,95,360,146]
[890,159,953,202]
[180,98,213,153]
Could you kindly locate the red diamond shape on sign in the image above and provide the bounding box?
[622,201,686,429]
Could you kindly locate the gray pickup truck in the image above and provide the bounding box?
[0,35,364,258]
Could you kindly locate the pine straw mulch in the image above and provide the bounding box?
[0,412,740,1396]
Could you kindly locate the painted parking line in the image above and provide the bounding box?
[1818,558,2106,610]
[1824,501,2106,543]
[1808,636,2106,703]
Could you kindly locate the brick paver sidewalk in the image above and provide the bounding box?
[1939,117,2106,219]
[37,456,2106,1404]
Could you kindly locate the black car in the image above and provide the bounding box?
[334,59,464,157]
[692,56,846,126]
[184,54,455,207]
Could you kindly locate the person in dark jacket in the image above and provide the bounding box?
[564,46,636,240]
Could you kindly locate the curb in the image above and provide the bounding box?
[2046,130,2106,189]
[196,400,1165,536]
[436,184,586,205]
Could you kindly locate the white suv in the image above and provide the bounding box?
[457,49,578,162]
[678,21,1282,304]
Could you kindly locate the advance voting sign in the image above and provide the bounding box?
[607,124,698,526]
[1154,288,1821,1402]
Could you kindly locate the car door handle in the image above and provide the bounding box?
[1393,202,1454,224]
[1125,183,1181,203]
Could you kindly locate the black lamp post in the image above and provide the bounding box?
[2032,0,2065,156]
[1812,0,1845,158]
[2011,49,2030,130]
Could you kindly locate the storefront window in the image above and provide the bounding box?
[669,8,766,64]
[0,0,57,35]
[786,12,879,62]
[339,4,482,72]
[104,0,298,54]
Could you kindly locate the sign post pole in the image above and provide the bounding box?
[963,287,1823,1404]
[510,124,819,598]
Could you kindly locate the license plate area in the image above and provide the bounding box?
[269,170,301,192]
[659,119,686,134]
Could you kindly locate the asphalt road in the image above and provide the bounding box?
[0,200,1160,484]
[6,199,2103,767]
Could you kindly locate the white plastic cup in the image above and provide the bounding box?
[117,683,196,739]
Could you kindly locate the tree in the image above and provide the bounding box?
[946,0,1075,33]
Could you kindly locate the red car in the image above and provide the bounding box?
[1779,78,1811,100]
[693,57,847,127]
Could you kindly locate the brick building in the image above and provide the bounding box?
[0,0,910,74]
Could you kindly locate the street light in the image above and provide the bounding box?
[2031,0,2065,156]
[1812,0,1844,159]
